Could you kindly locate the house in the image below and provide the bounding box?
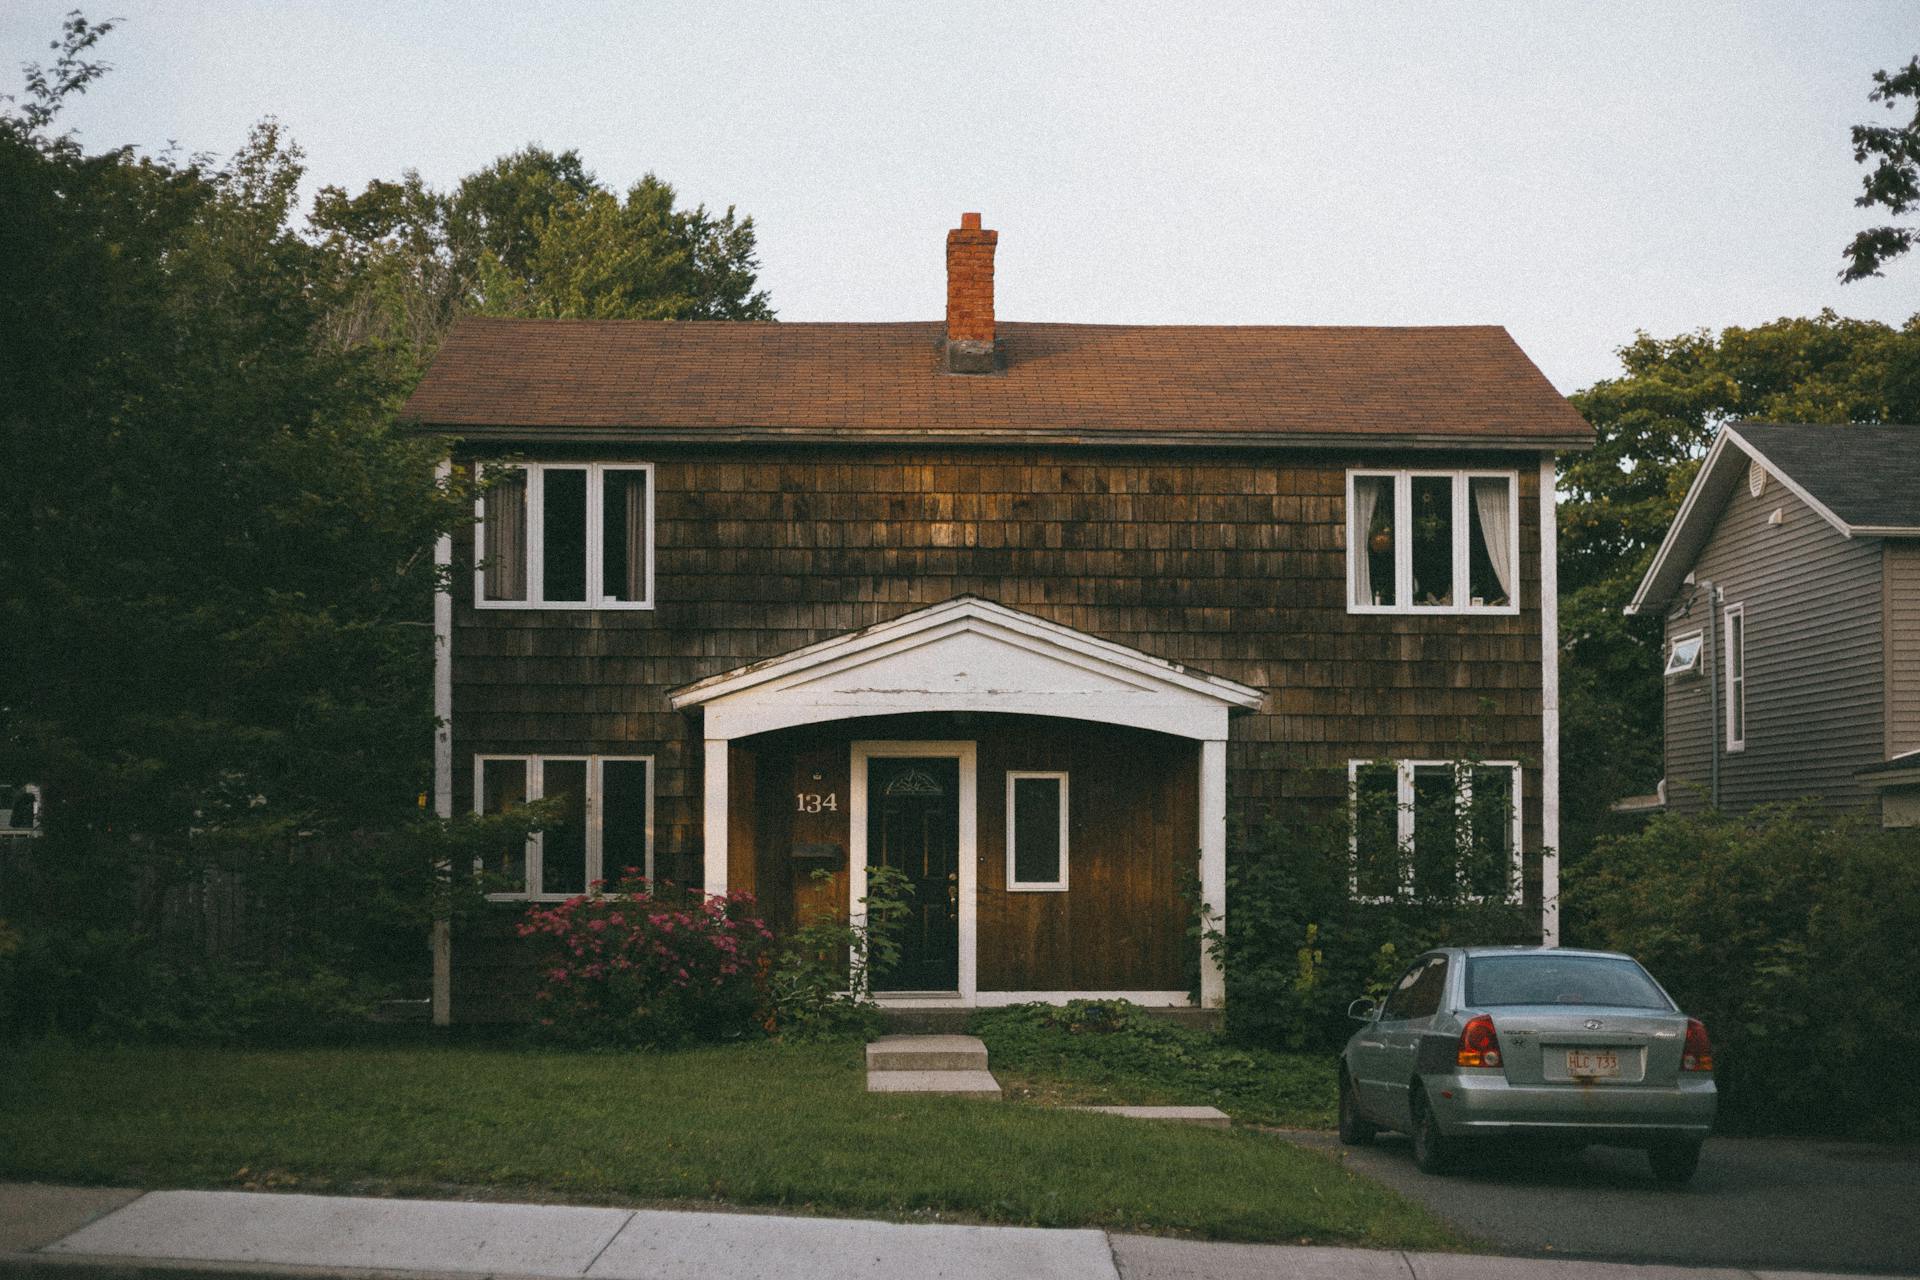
[1625,422,1920,826]
[402,213,1593,1024]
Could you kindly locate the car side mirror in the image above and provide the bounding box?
[1347,997,1379,1022]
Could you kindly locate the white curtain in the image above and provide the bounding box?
[1472,478,1513,603]
[484,468,528,601]
[1351,477,1380,604]
[624,472,647,601]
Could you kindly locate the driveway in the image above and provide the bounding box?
[1280,1128,1920,1275]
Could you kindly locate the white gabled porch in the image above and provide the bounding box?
[667,596,1264,1008]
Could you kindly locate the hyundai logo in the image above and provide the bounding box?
[1584,1019,1604,1030]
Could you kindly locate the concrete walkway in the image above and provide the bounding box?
[2,1183,1911,1280]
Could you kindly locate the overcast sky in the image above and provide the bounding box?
[5,1,1916,392]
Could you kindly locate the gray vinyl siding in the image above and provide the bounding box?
[1663,477,1885,816]
[1890,540,1920,757]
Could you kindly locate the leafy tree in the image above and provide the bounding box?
[1842,56,1920,282]
[1558,312,1920,853]
[312,147,773,370]
[1,16,487,1027]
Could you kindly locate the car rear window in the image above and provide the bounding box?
[1465,955,1672,1009]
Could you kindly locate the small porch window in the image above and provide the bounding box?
[1006,771,1069,891]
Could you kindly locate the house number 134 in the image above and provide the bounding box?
[795,793,838,813]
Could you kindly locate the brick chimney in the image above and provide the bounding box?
[945,211,997,373]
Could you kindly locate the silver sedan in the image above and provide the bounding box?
[1338,946,1716,1183]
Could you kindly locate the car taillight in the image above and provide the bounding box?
[1683,1017,1714,1072]
[1457,1014,1502,1068]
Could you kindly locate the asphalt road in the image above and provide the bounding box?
[1281,1128,1920,1275]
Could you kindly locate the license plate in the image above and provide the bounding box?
[1567,1049,1621,1078]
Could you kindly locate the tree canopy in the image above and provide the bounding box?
[312,147,773,377]
[1842,55,1920,282]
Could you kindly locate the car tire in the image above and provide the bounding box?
[1410,1088,1454,1175]
[1647,1139,1702,1185]
[1338,1071,1376,1146]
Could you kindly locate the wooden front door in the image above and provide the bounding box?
[867,755,961,991]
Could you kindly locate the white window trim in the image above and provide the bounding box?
[1665,629,1704,679]
[1347,759,1523,905]
[474,462,656,611]
[473,753,654,901]
[1005,771,1070,892]
[1724,603,1746,752]
[0,783,43,837]
[1346,470,1521,615]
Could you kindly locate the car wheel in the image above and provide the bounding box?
[1338,1071,1376,1146]
[1410,1088,1454,1175]
[1648,1139,1702,1185]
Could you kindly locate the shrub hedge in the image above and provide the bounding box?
[1566,806,1920,1136]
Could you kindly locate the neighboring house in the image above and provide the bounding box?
[402,213,1593,1024]
[1625,423,1920,826]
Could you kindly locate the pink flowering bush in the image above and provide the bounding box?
[518,873,774,1047]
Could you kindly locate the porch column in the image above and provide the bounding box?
[702,737,729,896]
[1198,738,1228,1009]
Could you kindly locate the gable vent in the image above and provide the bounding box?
[1748,458,1768,498]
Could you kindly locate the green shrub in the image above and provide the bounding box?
[1221,779,1535,1052]
[3,927,374,1043]
[1567,806,1920,1136]
[519,878,774,1048]
[766,865,911,1041]
[970,999,1336,1126]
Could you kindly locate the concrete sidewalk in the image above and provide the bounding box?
[2,1183,1910,1280]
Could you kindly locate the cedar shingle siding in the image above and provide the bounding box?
[447,446,1549,1019]
[454,445,1546,839]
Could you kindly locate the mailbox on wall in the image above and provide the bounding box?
[791,841,844,870]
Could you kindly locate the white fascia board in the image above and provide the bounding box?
[1626,430,1738,617]
[671,596,1264,712]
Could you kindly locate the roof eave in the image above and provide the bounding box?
[404,421,1594,452]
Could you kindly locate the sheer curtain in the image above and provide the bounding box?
[624,472,647,601]
[1351,477,1380,604]
[1472,478,1513,604]
[483,468,528,601]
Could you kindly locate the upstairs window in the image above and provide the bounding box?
[1664,631,1704,680]
[1724,604,1746,751]
[1348,471,1518,613]
[1349,759,1522,903]
[476,463,653,609]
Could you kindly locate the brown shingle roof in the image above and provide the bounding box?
[402,318,1592,448]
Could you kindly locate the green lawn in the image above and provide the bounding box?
[972,1004,1340,1128]
[0,1038,1452,1248]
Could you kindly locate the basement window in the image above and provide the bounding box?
[1006,772,1069,891]
[1665,631,1703,680]
[476,463,654,609]
[1348,471,1518,614]
[474,755,654,900]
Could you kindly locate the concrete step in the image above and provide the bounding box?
[866,1034,989,1073]
[865,1069,1003,1097]
[1068,1105,1231,1128]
